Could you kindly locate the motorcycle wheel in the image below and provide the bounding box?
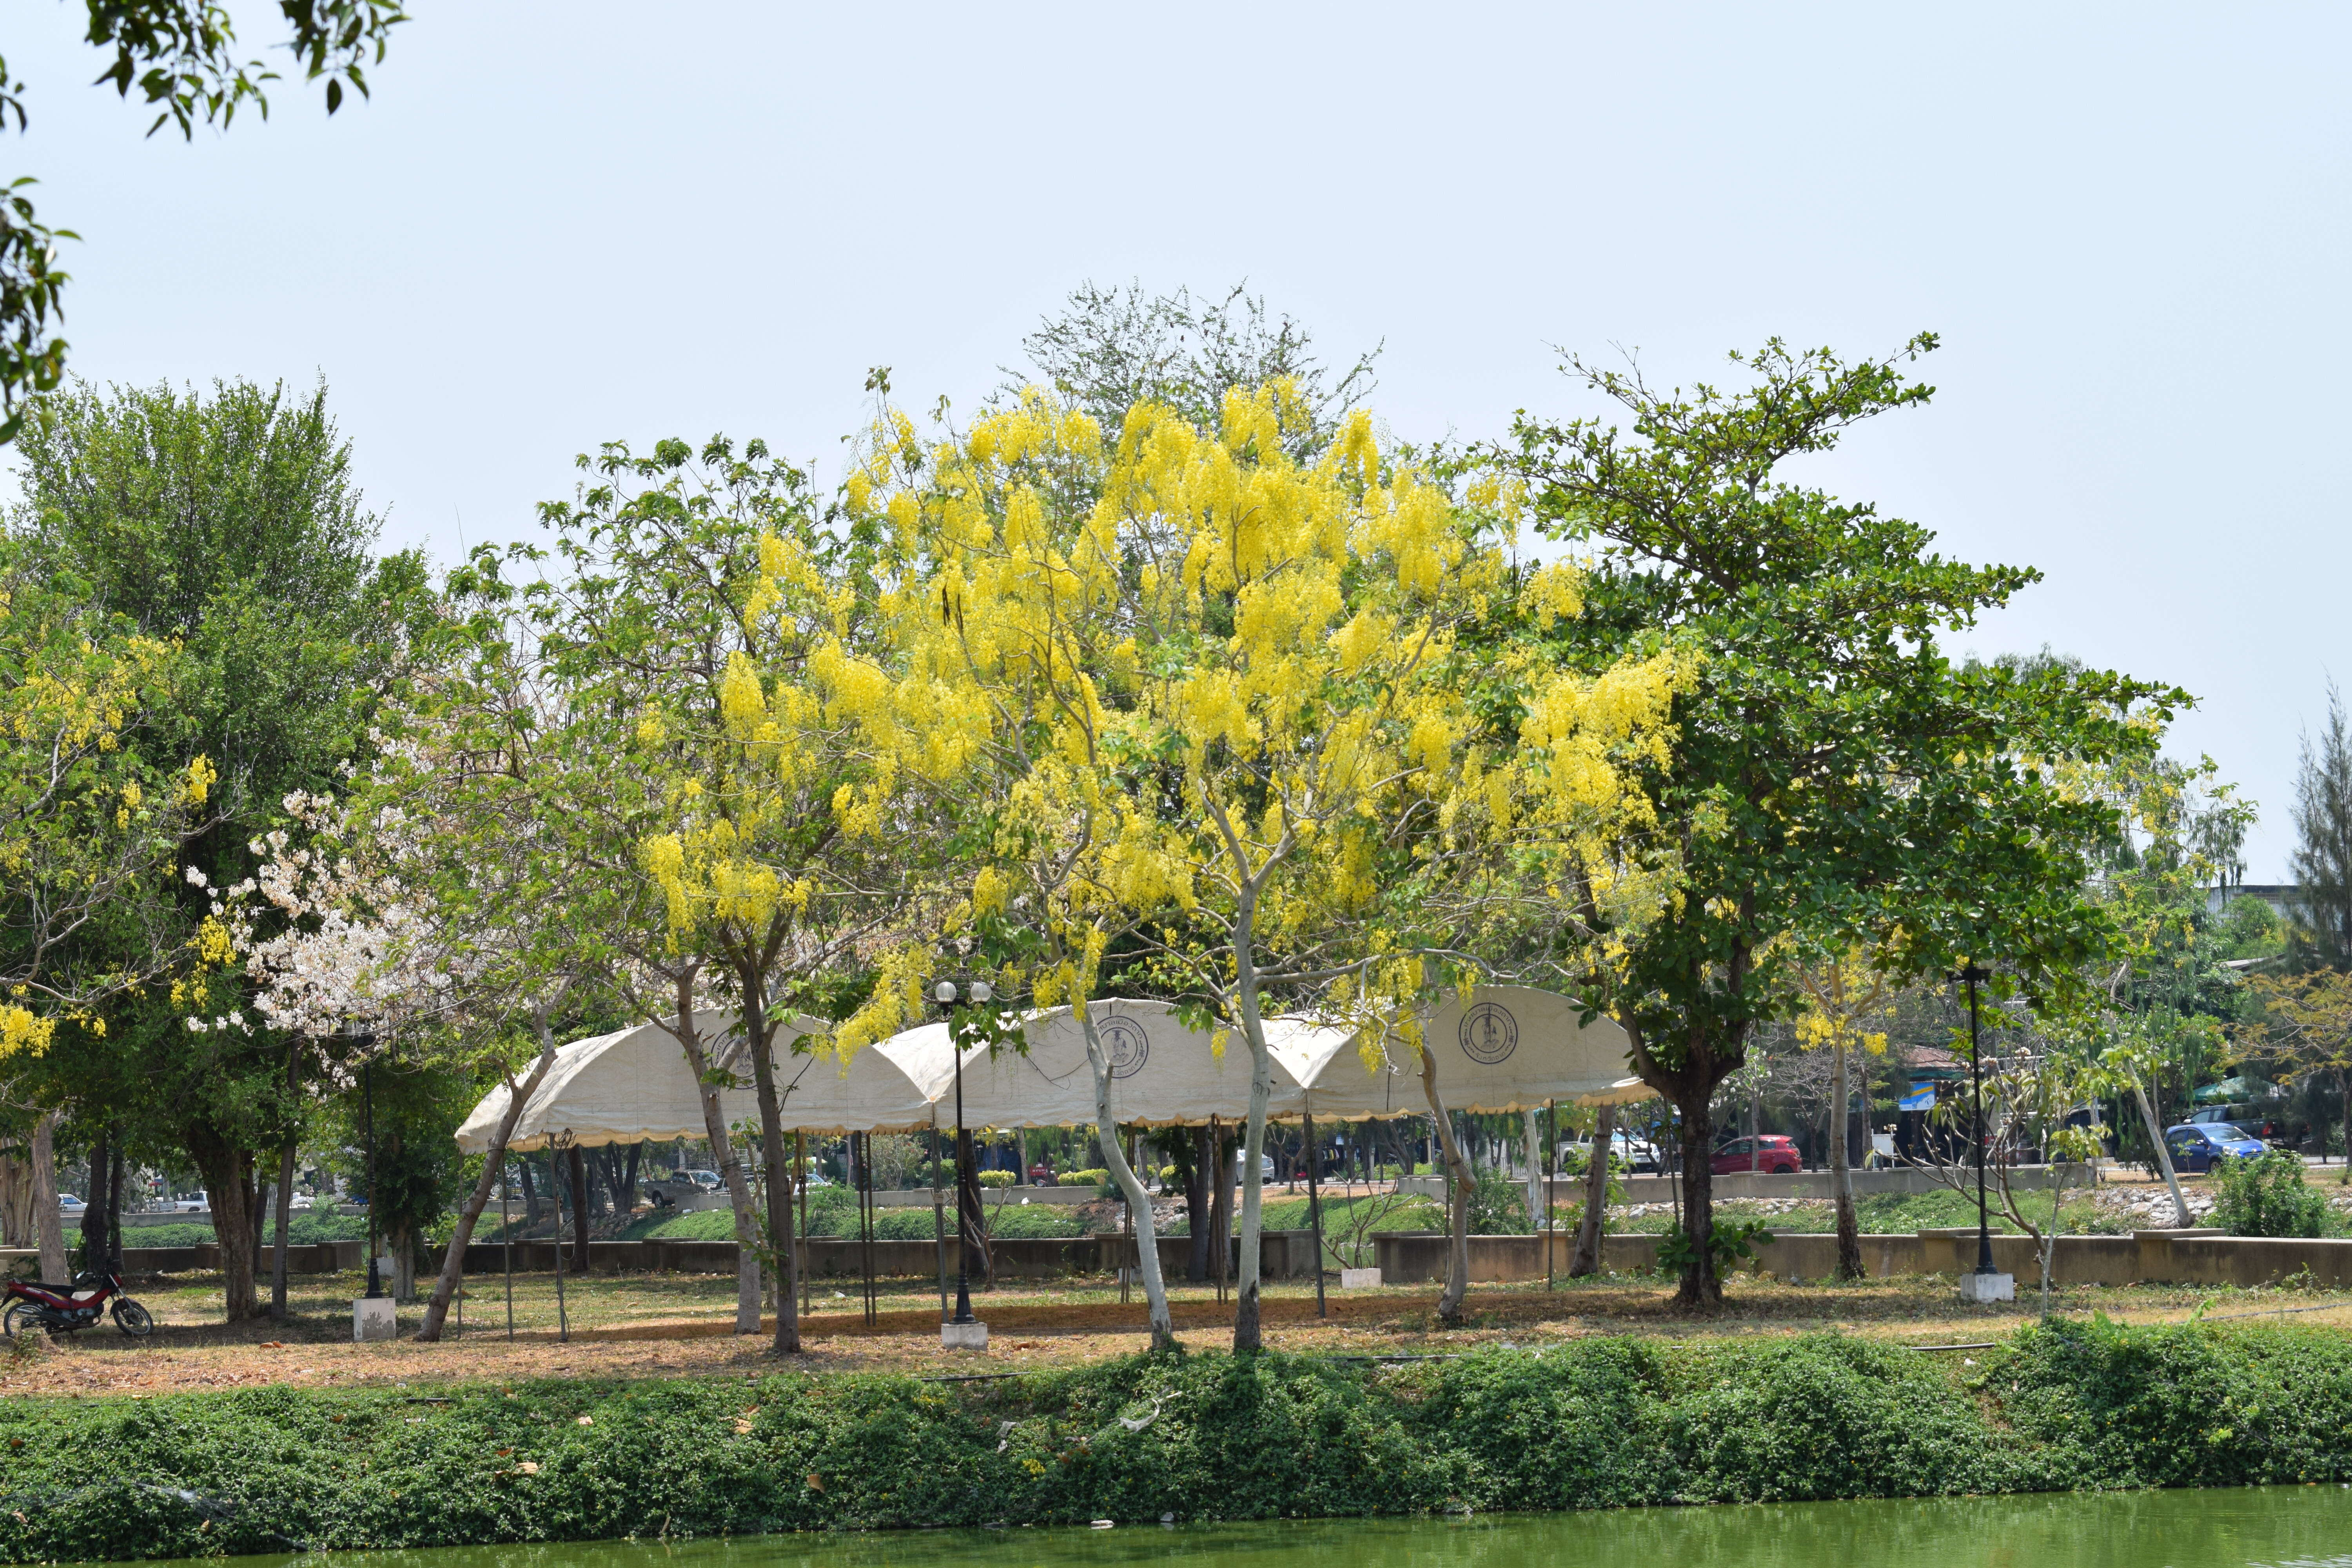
[3,1301,44,1339]
[111,1298,154,1338]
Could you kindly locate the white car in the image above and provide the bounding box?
[1558,1130,1663,1175]
[162,1192,209,1213]
[56,1193,85,1212]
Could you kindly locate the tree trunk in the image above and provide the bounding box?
[77,1131,109,1264]
[1208,1119,1233,1295]
[1419,1046,1475,1321]
[741,971,800,1356]
[2127,1072,2190,1227]
[106,1151,123,1273]
[31,1114,65,1284]
[1185,1126,1212,1281]
[664,988,763,1333]
[566,1144,592,1270]
[1083,1013,1175,1350]
[1571,1102,1613,1277]
[1831,1039,1862,1280]
[270,1143,296,1318]
[1523,1109,1544,1233]
[2340,1070,2350,1183]
[186,1131,259,1318]
[957,1130,991,1287]
[1232,996,1276,1353]
[420,1022,563,1341]
[519,1156,539,1226]
[1673,1090,1721,1305]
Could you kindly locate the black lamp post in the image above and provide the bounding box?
[362,1054,383,1301]
[935,978,992,1326]
[1958,962,1996,1277]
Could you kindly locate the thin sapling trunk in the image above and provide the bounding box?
[1081,1012,1176,1349]
[1571,1101,1613,1277]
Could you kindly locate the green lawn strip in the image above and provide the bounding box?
[87,1213,370,1252]
[634,1199,1087,1245]
[1597,1188,2138,1237]
[5,1322,2352,1561]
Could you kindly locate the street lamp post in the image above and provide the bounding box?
[1960,962,1994,1276]
[351,1042,397,1342]
[936,978,992,1343]
[1951,962,2015,1303]
[363,1056,383,1301]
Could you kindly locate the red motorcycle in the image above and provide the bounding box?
[2,1270,153,1338]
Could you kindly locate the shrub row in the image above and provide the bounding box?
[7,1319,2352,1562]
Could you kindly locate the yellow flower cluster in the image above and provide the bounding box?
[0,1004,55,1060]
[797,379,1682,1030]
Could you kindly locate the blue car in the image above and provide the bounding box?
[2164,1122,2267,1173]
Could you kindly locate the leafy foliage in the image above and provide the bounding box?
[1493,336,2176,1302]
[2211,1152,2343,1238]
[9,1326,2352,1558]
[0,5,403,440]
[1655,1216,1774,1276]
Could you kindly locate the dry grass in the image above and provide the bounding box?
[4,1261,2349,1401]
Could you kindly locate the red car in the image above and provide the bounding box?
[1711,1135,1802,1176]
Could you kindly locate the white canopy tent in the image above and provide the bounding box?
[451,986,1653,1153]
[452,1010,958,1153]
[944,999,1358,1131]
[1300,987,1653,1118]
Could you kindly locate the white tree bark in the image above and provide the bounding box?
[2127,1073,2192,1229]
[31,1113,64,1283]
[1082,1012,1175,1349]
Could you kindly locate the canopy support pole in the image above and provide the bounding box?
[548,1143,569,1344]
[1545,1099,1557,1290]
[1304,1105,1327,1319]
[796,1131,809,1321]
[857,1132,876,1326]
[501,1161,514,1340]
[1211,1115,1227,1305]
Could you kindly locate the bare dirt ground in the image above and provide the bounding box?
[7,1264,2350,1399]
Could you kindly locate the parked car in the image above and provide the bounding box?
[56,1193,84,1212]
[158,1191,209,1213]
[2164,1123,2267,1173]
[2189,1107,2290,1142]
[1710,1135,1802,1176]
[1557,1129,1663,1174]
[1027,1162,1058,1185]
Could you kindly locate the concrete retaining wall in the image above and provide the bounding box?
[1398,1165,2105,1203]
[1372,1227,2352,1288]
[0,1240,364,1276]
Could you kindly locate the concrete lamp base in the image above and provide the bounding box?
[940,1320,989,1351]
[353,1296,396,1342]
[1956,1270,2016,1304]
[1339,1268,1383,1289]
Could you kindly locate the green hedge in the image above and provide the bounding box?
[7,1321,2352,1561]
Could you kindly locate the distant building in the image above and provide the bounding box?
[2203,884,2299,922]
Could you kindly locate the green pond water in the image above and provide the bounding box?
[111,1487,2352,1568]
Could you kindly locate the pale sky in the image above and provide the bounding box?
[11,4,2346,878]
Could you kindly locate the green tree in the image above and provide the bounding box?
[7,376,421,1319]
[1495,335,2175,1305]
[498,434,918,1355]
[2290,684,2352,970]
[0,4,401,440]
[1008,281,1379,463]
